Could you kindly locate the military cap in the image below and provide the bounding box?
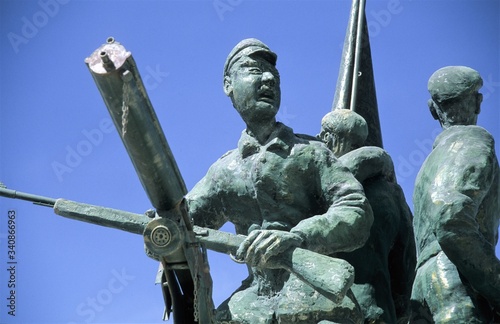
[224,38,277,77]
[428,66,483,103]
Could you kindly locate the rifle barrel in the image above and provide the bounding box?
[0,187,56,207]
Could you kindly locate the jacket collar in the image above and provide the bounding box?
[238,122,295,158]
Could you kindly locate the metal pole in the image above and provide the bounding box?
[350,0,366,112]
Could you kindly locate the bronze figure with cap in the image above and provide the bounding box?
[410,66,500,322]
[186,38,374,323]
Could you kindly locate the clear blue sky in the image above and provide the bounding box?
[0,0,499,323]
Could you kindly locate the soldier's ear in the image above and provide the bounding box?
[224,76,233,97]
[319,130,329,143]
[428,99,439,120]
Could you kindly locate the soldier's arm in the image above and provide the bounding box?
[186,159,229,230]
[389,189,416,320]
[339,146,396,183]
[433,148,500,309]
[291,148,373,255]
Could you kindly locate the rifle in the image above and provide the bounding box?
[0,187,355,305]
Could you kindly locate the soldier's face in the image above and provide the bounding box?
[227,55,281,124]
[320,130,351,157]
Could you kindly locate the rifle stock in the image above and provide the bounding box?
[195,227,354,303]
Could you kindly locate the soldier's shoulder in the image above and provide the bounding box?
[294,133,330,151]
[439,125,495,147]
[340,146,396,182]
[295,133,322,142]
[204,149,239,173]
[219,149,238,160]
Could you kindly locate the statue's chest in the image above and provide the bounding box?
[223,150,315,225]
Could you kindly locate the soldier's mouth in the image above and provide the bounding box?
[259,89,275,103]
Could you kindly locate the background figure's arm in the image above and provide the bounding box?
[434,157,500,310]
[389,188,416,320]
[339,146,396,183]
[435,191,500,309]
[291,149,373,255]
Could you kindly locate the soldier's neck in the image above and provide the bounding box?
[246,119,277,145]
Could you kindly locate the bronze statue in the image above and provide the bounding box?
[186,38,374,323]
[410,66,500,323]
[319,109,416,323]
[0,37,367,324]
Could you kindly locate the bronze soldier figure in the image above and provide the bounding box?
[187,38,374,323]
[411,66,500,323]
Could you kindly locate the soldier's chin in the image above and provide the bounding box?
[256,105,279,120]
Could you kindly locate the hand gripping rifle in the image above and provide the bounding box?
[1,38,355,323]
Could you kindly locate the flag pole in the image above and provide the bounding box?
[350,0,366,112]
[332,0,383,148]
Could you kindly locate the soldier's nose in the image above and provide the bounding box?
[262,72,275,86]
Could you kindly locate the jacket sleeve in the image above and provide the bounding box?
[186,159,229,230]
[291,147,373,255]
[339,146,396,183]
[432,133,500,309]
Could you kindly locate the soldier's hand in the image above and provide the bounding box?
[235,230,303,269]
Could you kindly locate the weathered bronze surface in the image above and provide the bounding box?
[319,109,416,323]
[185,38,373,323]
[1,34,375,323]
[410,66,500,323]
[85,37,187,212]
[85,37,215,323]
[5,2,496,323]
[0,186,357,323]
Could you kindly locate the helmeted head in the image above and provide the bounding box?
[223,38,281,126]
[427,66,483,128]
[319,109,368,157]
